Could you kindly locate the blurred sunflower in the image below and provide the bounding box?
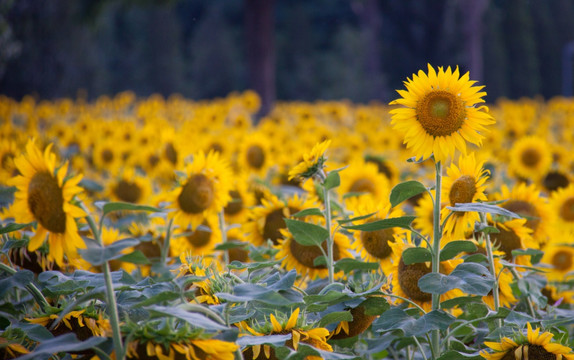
[345,195,404,273]
[441,153,489,240]
[550,184,574,233]
[329,302,377,340]
[509,136,552,181]
[481,323,574,360]
[288,139,331,183]
[27,309,110,340]
[338,159,390,203]
[107,167,153,205]
[275,229,352,280]
[167,151,232,229]
[541,233,574,282]
[237,132,272,177]
[91,137,124,172]
[0,139,19,183]
[170,214,222,257]
[240,308,332,360]
[488,218,537,264]
[223,172,255,225]
[541,169,571,194]
[9,140,86,267]
[364,154,400,186]
[390,64,494,163]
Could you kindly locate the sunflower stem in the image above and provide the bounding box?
[161,218,173,266]
[322,179,335,284]
[413,336,428,360]
[480,212,502,328]
[431,160,443,358]
[218,211,229,265]
[0,262,51,312]
[82,206,124,360]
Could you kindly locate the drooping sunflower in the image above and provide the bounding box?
[167,151,232,230]
[549,184,574,234]
[495,183,552,246]
[345,195,405,273]
[240,308,332,360]
[9,140,86,267]
[441,153,489,240]
[275,229,352,281]
[481,322,574,360]
[288,139,331,183]
[389,235,463,312]
[27,309,110,340]
[390,64,494,163]
[508,136,553,181]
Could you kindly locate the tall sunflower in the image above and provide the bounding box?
[9,140,86,267]
[441,153,489,240]
[167,151,233,229]
[390,64,494,163]
[481,323,574,360]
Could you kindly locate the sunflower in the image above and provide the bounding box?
[170,214,222,257]
[275,229,352,281]
[27,309,110,340]
[107,167,153,205]
[0,139,19,183]
[338,159,390,203]
[441,153,489,240]
[481,323,574,360]
[8,140,86,267]
[91,137,124,173]
[495,183,552,246]
[389,236,462,312]
[329,302,377,340]
[541,169,571,194]
[390,64,494,163]
[345,195,404,273]
[488,218,537,265]
[237,131,273,177]
[0,338,29,358]
[543,284,574,306]
[413,190,449,239]
[508,136,553,181]
[167,151,232,230]
[288,139,331,182]
[541,233,574,282]
[245,193,320,246]
[364,154,401,187]
[550,184,574,234]
[223,172,255,226]
[240,308,332,360]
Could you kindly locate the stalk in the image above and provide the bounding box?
[218,211,229,264]
[0,262,51,312]
[431,160,443,358]
[323,183,334,284]
[161,218,174,266]
[479,212,502,328]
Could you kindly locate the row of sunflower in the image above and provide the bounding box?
[0,66,574,359]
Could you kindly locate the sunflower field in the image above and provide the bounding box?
[1,65,574,360]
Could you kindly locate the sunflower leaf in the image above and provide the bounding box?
[439,241,477,261]
[337,212,378,225]
[390,181,428,208]
[101,201,162,216]
[236,334,292,346]
[361,297,390,316]
[402,247,432,265]
[418,263,494,296]
[292,208,324,218]
[372,308,455,337]
[79,238,140,266]
[342,216,416,231]
[285,218,328,246]
[318,310,353,328]
[511,248,544,264]
[0,222,34,235]
[446,203,520,219]
[214,240,247,251]
[474,223,500,234]
[117,250,150,265]
[147,305,229,331]
[324,171,341,190]
[437,350,482,360]
[0,270,34,298]
[334,258,380,273]
[13,333,107,360]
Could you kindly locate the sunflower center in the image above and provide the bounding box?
[1,152,14,169]
[247,145,265,169]
[521,147,541,168]
[164,143,178,165]
[366,157,393,180]
[360,225,394,259]
[224,190,243,215]
[502,200,540,232]
[559,198,574,222]
[551,250,572,271]
[491,226,522,261]
[524,345,557,360]
[449,175,476,206]
[416,90,465,137]
[135,240,162,260]
[148,154,160,168]
[209,142,224,154]
[397,257,432,302]
[102,149,114,164]
[228,240,249,263]
[177,174,214,214]
[263,207,298,245]
[27,171,66,234]
[289,239,340,269]
[350,178,377,195]
[542,171,569,192]
[187,224,212,248]
[113,180,142,203]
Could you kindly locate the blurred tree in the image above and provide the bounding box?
[482,2,508,100]
[459,0,489,83]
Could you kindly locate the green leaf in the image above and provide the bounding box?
[337,212,377,225]
[284,218,328,246]
[292,208,324,218]
[134,291,181,308]
[440,241,477,261]
[117,250,150,265]
[228,259,281,272]
[0,270,34,297]
[511,249,544,264]
[14,334,106,360]
[418,263,494,296]
[372,308,455,337]
[474,223,500,234]
[0,222,34,235]
[79,238,140,266]
[313,256,327,268]
[437,350,482,360]
[440,296,484,309]
[447,203,520,219]
[334,258,380,273]
[304,291,350,307]
[214,241,247,251]
[79,178,104,192]
[324,171,341,190]
[318,311,353,328]
[390,181,428,208]
[402,247,432,265]
[464,253,489,263]
[236,334,291,347]
[102,201,162,216]
[361,297,390,316]
[216,283,303,306]
[147,305,229,331]
[342,216,416,231]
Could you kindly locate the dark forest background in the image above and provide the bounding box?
[1,0,574,112]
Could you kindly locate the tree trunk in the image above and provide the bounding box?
[460,0,489,82]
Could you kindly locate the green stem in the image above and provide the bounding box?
[82,206,124,360]
[383,292,426,314]
[508,267,536,317]
[440,314,499,346]
[431,160,443,358]
[479,212,502,328]
[0,262,51,312]
[218,211,229,265]
[161,218,174,266]
[321,174,335,284]
[413,336,429,360]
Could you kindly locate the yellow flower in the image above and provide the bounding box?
[390,64,494,163]
[288,139,331,182]
[126,338,238,360]
[9,140,86,266]
[509,136,553,181]
[541,232,574,282]
[550,184,574,234]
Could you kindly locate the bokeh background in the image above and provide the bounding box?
[1,0,574,115]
